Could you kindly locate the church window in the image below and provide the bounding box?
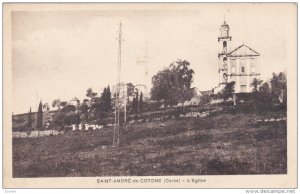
[241,66,245,73]
[240,59,246,74]
[223,41,227,48]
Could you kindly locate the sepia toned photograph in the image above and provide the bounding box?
[3,3,297,188]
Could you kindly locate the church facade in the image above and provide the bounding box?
[217,21,260,93]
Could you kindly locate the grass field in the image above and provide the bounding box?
[12,112,287,177]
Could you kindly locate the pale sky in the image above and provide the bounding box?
[11,3,296,114]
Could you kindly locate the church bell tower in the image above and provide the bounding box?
[218,21,232,85]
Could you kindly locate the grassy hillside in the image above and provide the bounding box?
[13,112,286,177]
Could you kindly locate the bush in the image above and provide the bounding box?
[52,111,80,129]
[143,101,164,112]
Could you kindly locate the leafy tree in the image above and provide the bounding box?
[52,99,61,110]
[27,107,32,130]
[250,72,286,112]
[82,99,90,106]
[36,101,43,130]
[90,91,104,120]
[151,59,194,106]
[251,78,263,92]
[79,101,89,123]
[52,102,80,129]
[126,83,135,102]
[86,88,97,100]
[221,81,235,101]
[62,104,77,113]
[42,103,50,112]
[89,86,112,120]
[59,101,68,109]
[257,81,273,111]
[270,72,287,103]
[259,82,272,94]
[64,112,81,125]
[52,111,66,130]
[52,99,67,110]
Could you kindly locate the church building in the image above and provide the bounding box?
[217,21,260,93]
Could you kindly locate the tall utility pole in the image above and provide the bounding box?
[124,87,127,124]
[113,23,123,147]
[35,91,38,130]
[143,42,149,99]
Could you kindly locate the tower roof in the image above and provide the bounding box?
[221,20,229,28]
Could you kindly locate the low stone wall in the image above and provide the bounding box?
[12,130,63,139]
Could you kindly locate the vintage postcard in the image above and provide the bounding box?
[3,3,297,188]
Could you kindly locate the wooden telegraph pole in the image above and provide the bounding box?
[113,23,123,147]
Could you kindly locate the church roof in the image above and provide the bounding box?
[228,44,260,57]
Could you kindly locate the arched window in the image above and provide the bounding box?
[223,57,227,62]
[223,41,227,48]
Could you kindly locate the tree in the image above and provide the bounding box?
[79,99,89,122]
[64,112,81,125]
[62,104,77,113]
[135,89,139,113]
[52,99,61,110]
[270,72,287,103]
[89,88,106,120]
[59,101,68,109]
[105,85,112,111]
[86,88,97,100]
[42,103,50,112]
[139,92,143,112]
[27,107,32,130]
[251,78,263,92]
[36,101,43,130]
[250,72,287,112]
[257,81,273,111]
[82,99,90,106]
[126,83,135,102]
[151,59,194,106]
[259,82,271,94]
[52,99,67,110]
[52,111,66,130]
[132,96,138,113]
[221,81,235,101]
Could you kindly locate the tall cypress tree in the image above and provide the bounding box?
[27,107,32,130]
[132,97,137,114]
[106,85,111,111]
[136,91,139,113]
[139,92,143,112]
[36,101,43,130]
